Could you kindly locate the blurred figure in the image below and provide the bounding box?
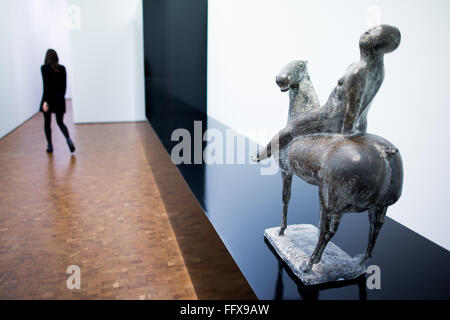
[40,49,75,153]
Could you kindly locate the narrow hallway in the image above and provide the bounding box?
[0,102,253,299]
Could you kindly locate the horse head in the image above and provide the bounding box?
[276,60,309,92]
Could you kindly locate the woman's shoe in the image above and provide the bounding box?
[67,138,76,153]
[46,144,53,153]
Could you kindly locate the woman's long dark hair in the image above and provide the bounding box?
[44,49,60,72]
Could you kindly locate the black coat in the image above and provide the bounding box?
[39,64,67,114]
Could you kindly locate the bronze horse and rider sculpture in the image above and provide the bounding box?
[253,25,403,272]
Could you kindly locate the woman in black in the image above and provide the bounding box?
[40,49,75,153]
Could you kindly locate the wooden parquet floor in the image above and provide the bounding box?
[0,102,255,300]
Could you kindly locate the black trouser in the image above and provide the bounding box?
[43,112,70,145]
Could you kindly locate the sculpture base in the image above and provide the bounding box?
[264,224,366,286]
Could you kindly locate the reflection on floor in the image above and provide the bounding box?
[0,102,255,299]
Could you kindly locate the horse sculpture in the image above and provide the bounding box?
[257,26,404,273]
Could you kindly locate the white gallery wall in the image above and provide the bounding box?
[67,0,145,123]
[0,0,72,139]
[208,0,450,250]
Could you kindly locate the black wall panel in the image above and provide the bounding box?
[142,0,208,210]
[143,0,207,119]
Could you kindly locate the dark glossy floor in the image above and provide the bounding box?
[0,103,255,299]
[150,114,450,300]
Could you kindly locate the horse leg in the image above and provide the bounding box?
[361,206,387,264]
[317,185,329,233]
[302,207,342,272]
[311,213,342,266]
[279,171,293,236]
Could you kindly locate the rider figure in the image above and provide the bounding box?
[254,25,401,162]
